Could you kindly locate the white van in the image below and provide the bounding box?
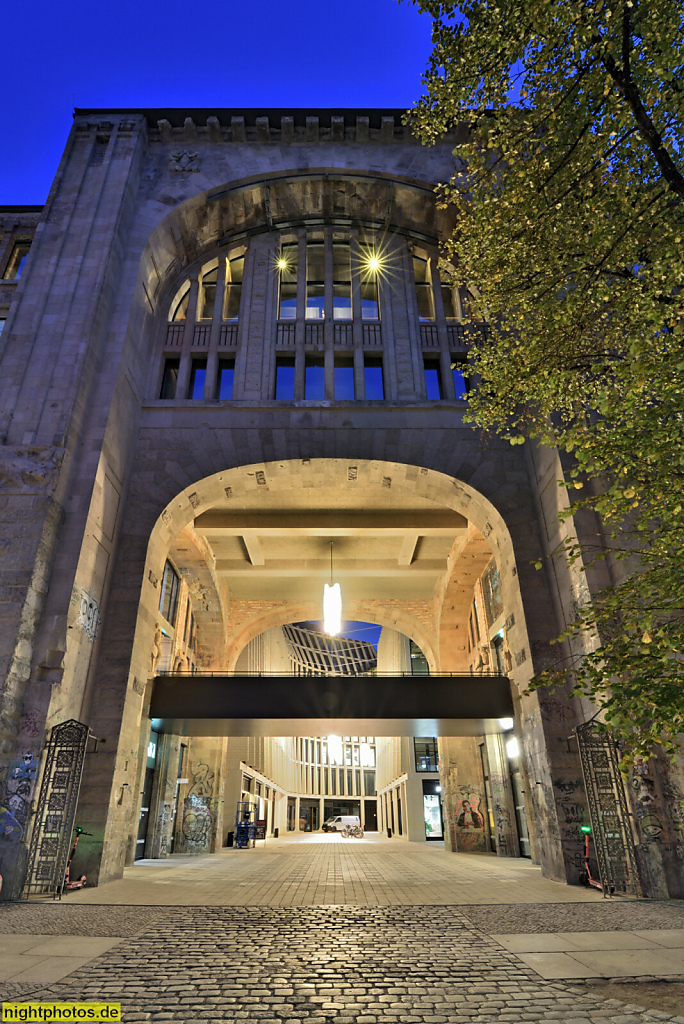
[322,815,361,833]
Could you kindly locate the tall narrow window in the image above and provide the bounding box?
[441,284,458,320]
[159,560,180,626]
[198,265,217,320]
[278,243,298,319]
[423,358,443,399]
[306,242,325,320]
[188,359,207,399]
[217,358,234,400]
[275,356,296,399]
[413,255,434,321]
[364,357,384,399]
[223,255,244,321]
[332,242,352,320]
[334,357,355,399]
[0,312,7,336]
[361,277,379,320]
[3,241,31,280]
[451,355,469,399]
[160,358,180,399]
[169,282,189,322]
[305,355,325,399]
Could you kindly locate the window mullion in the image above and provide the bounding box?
[324,232,334,399]
[350,234,364,399]
[176,278,200,399]
[294,232,307,399]
[430,262,456,400]
[204,257,227,399]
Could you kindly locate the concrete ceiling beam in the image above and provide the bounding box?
[398,534,420,566]
[214,560,447,576]
[194,510,468,535]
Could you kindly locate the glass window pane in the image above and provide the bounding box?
[424,360,442,400]
[441,284,457,320]
[199,267,218,320]
[305,357,325,399]
[170,283,189,322]
[423,793,443,838]
[0,315,6,336]
[332,287,352,320]
[188,360,206,400]
[275,357,295,400]
[332,242,351,282]
[217,359,234,399]
[160,358,180,399]
[4,242,31,281]
[333,243,352,319]
[159,561,180,626]
[334,361,354,400]
[414,738,439,771]
[278,244,298,319]
[413,256,434,320]
[223,256,244,320]
[451,357,468,399]
[306,242,325,319]
[361,279,379,320]
[364,359,384,399]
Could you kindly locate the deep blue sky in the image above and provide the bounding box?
[4,0,434,205]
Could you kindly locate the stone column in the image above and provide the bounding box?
[439,737,488,853]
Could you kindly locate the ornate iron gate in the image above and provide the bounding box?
[576,720,642,896]
[23,719,90,899]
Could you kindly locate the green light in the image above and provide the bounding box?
[580,825,591,833]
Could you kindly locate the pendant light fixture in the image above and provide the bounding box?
[323,541,342,636]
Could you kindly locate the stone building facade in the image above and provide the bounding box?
[0,109,682,900]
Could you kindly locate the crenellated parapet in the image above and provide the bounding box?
[72,108,464,146]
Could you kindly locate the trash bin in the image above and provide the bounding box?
[387,828,392,839]
[274,828,279,838]
[226,831,234,847]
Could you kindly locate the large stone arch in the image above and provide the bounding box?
[223,599,440,675]
[137,167,458,318]
[131,457,533,694]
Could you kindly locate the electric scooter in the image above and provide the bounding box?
[63,826,92,892]
[578,824,614,894]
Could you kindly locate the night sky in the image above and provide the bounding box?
[4,0,434,205]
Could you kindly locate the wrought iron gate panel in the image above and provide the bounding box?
[576,720,642,896]
[23,719,89,899]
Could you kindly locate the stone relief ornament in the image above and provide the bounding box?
[0,446,64,492]
[169,151,201,173]
[78,589,101,642]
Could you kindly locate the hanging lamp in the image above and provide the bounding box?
[323,541,342,636]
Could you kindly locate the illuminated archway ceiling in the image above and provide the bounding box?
[190,487,471,602]
[142,171,456,308]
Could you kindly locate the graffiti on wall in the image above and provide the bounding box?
[157,802,174,856]
[0,752,39,842]
[182,762,215,853]
[451,787,486,852]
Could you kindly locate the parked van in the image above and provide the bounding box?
[322,815,361,833]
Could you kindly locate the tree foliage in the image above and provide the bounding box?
[407,0,684,758]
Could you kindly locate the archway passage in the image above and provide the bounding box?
[126,458,530,871]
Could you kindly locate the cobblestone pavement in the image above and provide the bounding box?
[3,906,683,1024]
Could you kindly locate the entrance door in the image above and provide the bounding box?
[136,768,154,860]
[364,799,377,831]
[422,779,443,840]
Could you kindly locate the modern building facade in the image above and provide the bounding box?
[1,109,682,901]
